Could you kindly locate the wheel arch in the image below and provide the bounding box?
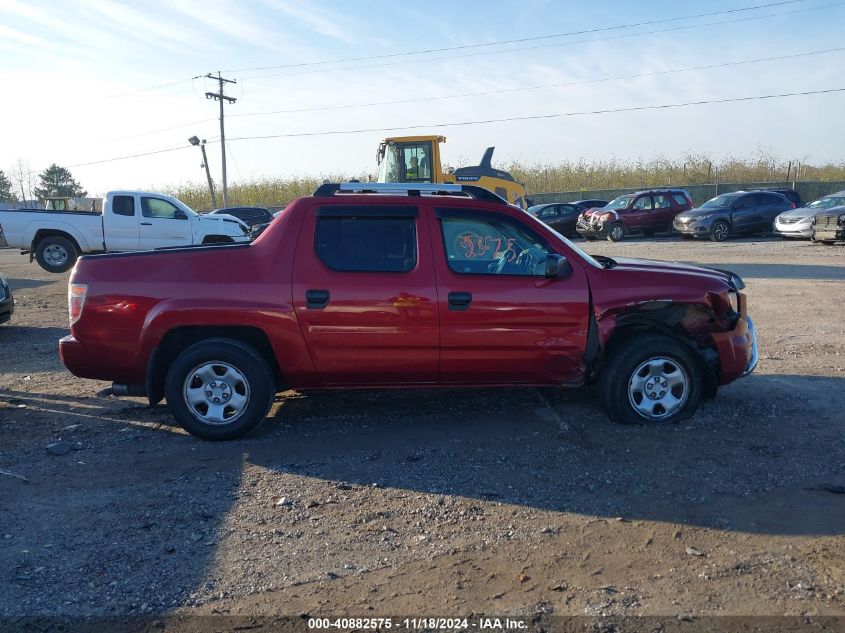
[597,302,720,399]
[147,325,285,405]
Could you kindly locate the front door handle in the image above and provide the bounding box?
[305,289,330,309]
[140,222,152,226]
[448,291,472,311]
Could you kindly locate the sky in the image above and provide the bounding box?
[1,0,844,197]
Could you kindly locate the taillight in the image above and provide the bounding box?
[790,202,796,209]
[68,283,87,325]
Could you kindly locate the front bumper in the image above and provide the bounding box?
[710,294,758,384]
[673,217,712,236]
[813,227,845,241]
[575,217,609,237]
[774,219,813,238]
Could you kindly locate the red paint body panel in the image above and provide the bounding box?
[291,200,439,385]
[59,192,754,393]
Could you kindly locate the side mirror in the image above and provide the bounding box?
[544,254,572,279]
[174,209,187,220]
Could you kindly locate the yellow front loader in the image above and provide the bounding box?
[376,135,527,208]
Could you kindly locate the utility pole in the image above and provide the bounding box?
[205,71,237,207]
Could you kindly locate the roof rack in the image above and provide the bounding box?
[312,182,508,205]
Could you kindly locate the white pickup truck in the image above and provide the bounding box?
[0,190,250,272]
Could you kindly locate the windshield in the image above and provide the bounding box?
[377,141,433,183]
[604,195,634,210]
[806,196,845,210]
[700,193,741,209]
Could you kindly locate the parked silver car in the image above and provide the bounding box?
[774,191,845,238]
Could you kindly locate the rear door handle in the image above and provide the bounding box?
[140,222,152,225]
[305,289,330,309]
[448,291,472,311]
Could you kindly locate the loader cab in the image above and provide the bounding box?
[377,136,444,184]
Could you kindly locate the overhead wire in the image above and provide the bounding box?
[223,0,807,73]
[237,2,842,80]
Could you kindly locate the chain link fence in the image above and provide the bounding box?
[529,180,845,207]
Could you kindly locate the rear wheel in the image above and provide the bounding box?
[607,222,625,242]
[35,235,78,273]
[598,335,703,425]
[710,220,730,242]
[164,338,275,440]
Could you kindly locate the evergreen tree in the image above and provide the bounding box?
[0,170,15,202]
[33,164,87,199]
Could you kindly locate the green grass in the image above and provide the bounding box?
[164,154,845,211]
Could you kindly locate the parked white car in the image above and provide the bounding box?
[0,191,250,272]
[774,190,845,239]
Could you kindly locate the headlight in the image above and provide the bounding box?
[598,212,613,223]
[728,291,739,313]
[839,214,845,226]
[0,276,6,301]
[694,213,714,221]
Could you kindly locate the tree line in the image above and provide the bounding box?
[0,163,86,203]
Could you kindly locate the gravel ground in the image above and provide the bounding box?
[0,236,843,622]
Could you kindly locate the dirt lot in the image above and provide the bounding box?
[1,237,844,624]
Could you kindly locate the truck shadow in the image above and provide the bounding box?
[0,326,70,373]
[2,373,843,617]
[250,372,845,537]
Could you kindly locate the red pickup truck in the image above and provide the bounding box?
[60,183,757,440]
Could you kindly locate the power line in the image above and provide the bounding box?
[65,144,191,169]
[98,41,845,144]
[238,2,840,80]
[224,0,806,73]
[222,87,845,142]
[54,86,845,170]
[227,46,845,119]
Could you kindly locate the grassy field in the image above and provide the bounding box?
[165,153,845,211]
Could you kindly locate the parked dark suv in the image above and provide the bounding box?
[576,189,693,241]
[528,199,608,237]
[674,191,794,242]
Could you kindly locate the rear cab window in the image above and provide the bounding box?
[112,195,135,216]
[314,206,417,273]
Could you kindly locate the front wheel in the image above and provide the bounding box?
[710,220,730,242]
[164,338,275,440]
[598,334,703,425]
[35,235,78,273]
[607,222,625,242]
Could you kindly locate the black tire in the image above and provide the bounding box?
[164,338,275,440]
[607,222,625,242]
[710,220,730,242]
[598,334,703,425]
[35,235,78,273]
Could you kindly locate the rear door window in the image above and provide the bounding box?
[314,206,417,273]
[671,193,689,206]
